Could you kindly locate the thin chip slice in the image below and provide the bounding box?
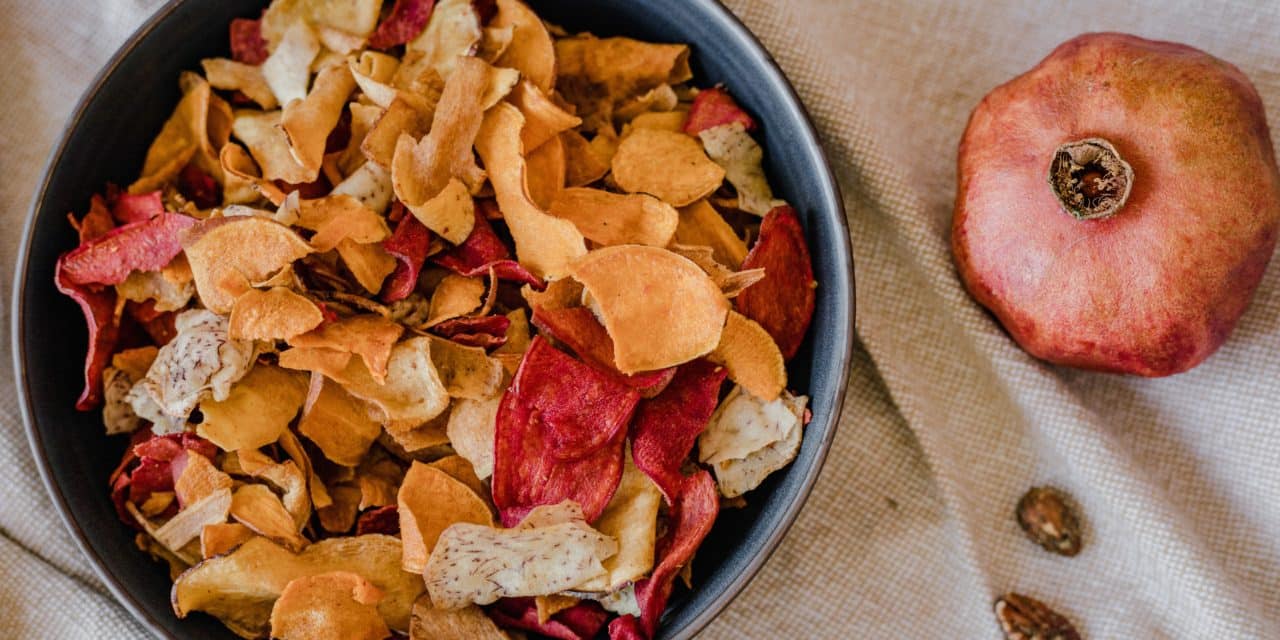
[428,455,489,502]
[525,134,566,211]
[428,336,505,399]
[232,109,313,184]
[197,365,307,452]
[270,572,390,640]
[174,451,233,507]
[230,483,309,552]
[299,374,383,467]
[260,0,382,49]
[399,0,481,82]
[427,274,486,326]
[173,534,423,637]
[630,359,727,503]
[290,315,404,383]
[380,411,453,461]
[333,161,396,215]
[575,452,660,591]
[381,213,432,303]
[60,212,195,287]
[233,446,312,530]
[666,244,764,298]
[697,385,802,466]
[130,73,230,194]
[548,188,677,247]
[200,522,255,559]
[683,86,756,135]
[152,487,233,553]
[674,199,748,268]
[511,80,582,152]
[410,596,509,640]
[279,346,353,380]
[220,141,287,205]
[474,103,586,278]
[338,336,450,429]
[228,287,324,341]
[487,597,610,640]
[734,205,816,359]
[423,504,617,608]
[698,122,785,216]
[529,305,675,397]
[184,216,313,313]
[569,245,728,374]
[202,58,278,110]
[398,462,495,573]
[337,239,399,295]
[491,0,555,93]
[624,110,688,134]
[362,98,429,169]
[561,130,610,188]
[445,396,500,480]
[709,400,804,498]
[292,193,391,252]
[261,21,320,107]
[611,128,724,207]
[400,175,475,245]
[706,310,786,401]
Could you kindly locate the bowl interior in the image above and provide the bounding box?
[15,1,852,638]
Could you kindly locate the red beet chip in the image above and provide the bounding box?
[229,16,269,65]
[133,432,217,462]
[55,261,119,410]
[429,315,510,349]
[356,505,401,535]
[492,337,637,526]
[433,210,545,290]
[631,471,719,637]
[72,194,116,243]
[368,0,436,50]
[380,212,432,303]
[127,457,173,505]
[683,87,757,135]
[607,616,644,640]
[178,163,222,209]
[487,598,609,640]
[735,205,815,359]
[110,190,164,224]
[530,306,676,398]
[59,212,196,287]
[630,360,727,502]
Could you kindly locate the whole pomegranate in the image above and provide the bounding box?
[953,33,1280,376]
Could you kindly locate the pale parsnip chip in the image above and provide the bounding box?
[424,509,617,608]
[340,337,450,429]
[429,455,489,503]
[666,244,765,298]
[350,52,418,110]
[281,63,356,176]
[299,374,383,467]
[234,447,312,530]
[704,391,807,498]
[340,102,382,175]
[228,287,324,341]
[184,217,313,313]
[698,122,786,216]
[261,0,382,49]
[561,129,611,188]
[549,187,677,247]
[333,160,395,215]
[231,483,310,552]
[198,365,308,451]
[153,487,233,553]
[675,199,749,268]
[399,461,496,573]
[221,141,288,206]
[524,134,566,211]
[510,80,582,152]
[445,396,500,480]
[262,21,320,107]
[202,58,278,110]
[400,0,483,83]
[575,452,660,592]
[294,193,391,251]
[173,534,423,637]
[363,98,429,168]
[290,315,404,383]
[270,572,389,640]
[410,596,509,640]
[569,245,728,373]
[232,109,313,184]
[611,128,725,207]
[698,385,804,465]
[117,268,194,313]
[706,310,786,401]
[427,337,505,400]
[427,274,485,326]
[475,103,586,278]
[130,73,230,194]
[126,310,255,433]
[336,239,399,295]
[491,0,556,93]
[401,175,475,245]
[200,522,255,559]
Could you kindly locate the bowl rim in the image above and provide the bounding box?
[12,0,854,638]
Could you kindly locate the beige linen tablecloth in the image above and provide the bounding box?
[5,1,1280,638]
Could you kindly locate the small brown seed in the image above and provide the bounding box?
[994,593,1081,640]
[1016,486,1082,557]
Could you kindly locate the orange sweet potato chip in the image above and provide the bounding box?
[231,109,313,185]
[230,483,309,552]
[339,336,450,429]
[299,374,383,467]
[290,315,404,383]
[131,73,230,194]
[561,130,611,188]
[279,346,354,380]
[525,135,566,211]
[280,63,356,176]
[511,80,582,152]
[491,0,556,93]
[428,455,489,503]
[202,58,278,110]
[197,365,308,452]
[220,142,287,206]
[426,274,486,326]
[706,310,786,401]
[549,188,677,247]
[293,193,391,252]
[228,287,324,341]
[610,128,724,207]
[666,244,765,298]
[362,98,430,169]
[269,571,390,640]
[569,245,728,373]
[174,451,233,507]
[200,522,254,559]
[674,199,748,268]
[336,239,399,295]
[184,217,313,313]
[398,461,495,573]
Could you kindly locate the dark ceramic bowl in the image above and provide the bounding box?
[14,1,853,638]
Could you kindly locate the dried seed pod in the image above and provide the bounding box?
[994,593,1081,640]
[1016,486,1082,557]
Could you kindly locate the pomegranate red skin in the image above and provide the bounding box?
[953,33,1280,376]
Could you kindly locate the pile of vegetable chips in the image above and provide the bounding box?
[56,0,817,637]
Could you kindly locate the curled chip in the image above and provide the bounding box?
[423,502,617,608]
[675,199,748,268]
[529,305,675,397]
[427,274,486,326]
[474,103,586,279]
[430,314,511,349]
[262,21,320,107]
[666,244,765,299]
[232,109,312,184]
[338,336,450,430]
[491,0,556,93]
[432,209,544,289]
[184,217,313,314]
[59,213,195,287]
[151,486,232,554]
[487,597,610,640]
[700,387,808,498]
[336,238,398,294]
[399,0,482,82]
[548,188,678,248]
[398,461,495,573]
[610,128,724,207]
[511,80,583,152]
[228,287,324,341]
[427,336,505,399]
[198,365,307,452]
[299,374,382,467]
[129,73,230,195]
[698,122,785,216]
[55,262,119,410]
[493,338,637,526]
[292,193,391,252]
[561,130,610,188]
[381,213,433,303]
[445,396,501,480]
[230,483,309,552]
[279,346,353,380]
[734,205,816,359]
[409,596,510,640]
[174,450,232,507]
[683,86,756,135]
[289,315,404,383]
[172,534,423,637]
[569,245,728,374]
[706,310,786,401]
[630,359,727,502]
[202,58,278,110]
[269,571,390,640]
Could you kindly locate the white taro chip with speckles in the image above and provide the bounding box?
[697,122,786,216]
[125,310,255,434]
[423,501,617,608]
[102,367,143,435]
[699,386,808,497]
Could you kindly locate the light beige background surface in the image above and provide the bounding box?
[4,1,1280,638]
